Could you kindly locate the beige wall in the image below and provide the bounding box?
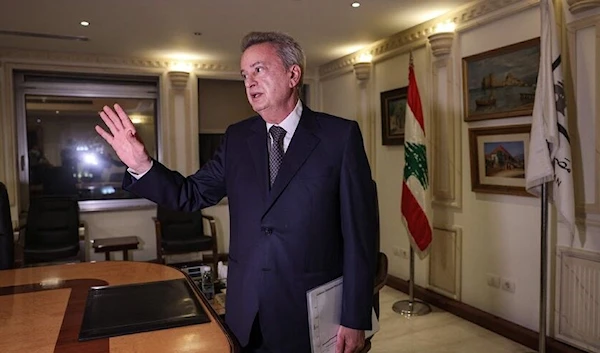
[1,1,599,348]
[317,0,600,341]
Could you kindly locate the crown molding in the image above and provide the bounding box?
[567,0,600,14]
[0,47,234,72]
[319,0,539,77]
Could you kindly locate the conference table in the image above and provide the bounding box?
[0,261,240,353]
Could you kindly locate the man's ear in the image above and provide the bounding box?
[289,64,301,88]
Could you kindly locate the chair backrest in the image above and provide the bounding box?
[0,182,14,270]
[372,180,382,317]
[24,197,80,250]
[156,206,204,240]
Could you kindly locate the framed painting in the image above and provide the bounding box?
[380,86,408,145]
[462,38,540,121]
[468,124,533,196]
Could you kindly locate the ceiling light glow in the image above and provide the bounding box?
[170,61,193,72]
[351,2,360,8]
[357,53,372,63]
[80,21,90,27]
[435,21,456,34]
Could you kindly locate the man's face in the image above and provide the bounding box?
[240,42,297,120]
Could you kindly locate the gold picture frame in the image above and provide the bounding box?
[468,124,533,197]
[462,38,540,121]
[380,86,408,145]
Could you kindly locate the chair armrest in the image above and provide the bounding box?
[13,224,26,245]
[373,252,388,294]
[201,214,217,238]
[152,217,162,261]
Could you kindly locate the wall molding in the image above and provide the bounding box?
[431,48,462,209]
[386,275,587,353]
[428,225,462,300]
[318,0,539,78]
[566,17,600,215]
[0,48,234,73]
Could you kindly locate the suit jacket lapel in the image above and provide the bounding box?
[263,106,320,217]
[247,117,269,204]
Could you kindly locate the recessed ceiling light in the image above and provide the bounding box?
[80,21,90,27]
[351,2,360,8]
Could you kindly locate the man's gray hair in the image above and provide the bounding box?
[241,31,306,89]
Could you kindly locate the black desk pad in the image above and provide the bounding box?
[79,278,210,341]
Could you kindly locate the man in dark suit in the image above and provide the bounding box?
[96,31,377,353]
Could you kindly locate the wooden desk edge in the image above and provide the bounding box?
[180,271,241,353]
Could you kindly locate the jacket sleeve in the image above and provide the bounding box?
[339,121,378,330]
[123,131,228,212]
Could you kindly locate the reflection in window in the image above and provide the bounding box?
[26,96,157,201]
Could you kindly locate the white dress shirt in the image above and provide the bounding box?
[130,99,303,179]
[266,99,302,153]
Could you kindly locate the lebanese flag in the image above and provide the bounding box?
[401,53,433,259]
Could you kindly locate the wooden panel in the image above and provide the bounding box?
[0,289,70,353]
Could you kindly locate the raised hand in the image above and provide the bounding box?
[95,104,152,174]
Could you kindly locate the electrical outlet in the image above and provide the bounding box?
[486,273,501,288]
[392,246,400,257]
[400,248,409,259]
[501,278,516,293]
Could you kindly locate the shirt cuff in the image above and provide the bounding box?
[127,160,153,180]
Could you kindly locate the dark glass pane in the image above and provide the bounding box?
[26,96,157,201]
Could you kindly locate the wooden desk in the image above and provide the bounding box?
[92,236,139,261]
[0,261,240,353]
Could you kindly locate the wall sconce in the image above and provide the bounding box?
[566,0,600,13]
[353,62,371,81]
[168,71,190,90]
[353,53,373,81]
[427,21,456,58]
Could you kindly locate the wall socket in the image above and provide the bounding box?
[486,273,501,288]
[501,278,516,293]
[392,246,409,259]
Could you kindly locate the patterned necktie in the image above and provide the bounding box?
[269,126,287,187]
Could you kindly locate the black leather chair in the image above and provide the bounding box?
[23,196,80,265]
[153,206,219,276]
[0,182,15,270]
[361,180,389,353]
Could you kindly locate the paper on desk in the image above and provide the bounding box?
[306,277,379,353]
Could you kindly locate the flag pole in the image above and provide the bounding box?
[392,247,431,317]
[539,182,549,353]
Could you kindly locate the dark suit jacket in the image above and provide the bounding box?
[0,182,14,270]
[124,105,377,352]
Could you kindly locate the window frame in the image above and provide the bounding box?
[14,71,161,212]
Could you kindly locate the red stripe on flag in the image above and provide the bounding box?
[408,64,425,132]
[401,182,432,252]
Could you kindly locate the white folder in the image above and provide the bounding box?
[306,276,379,353]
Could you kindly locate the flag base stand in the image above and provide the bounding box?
[393,248,432,318]
[392,299,431,317]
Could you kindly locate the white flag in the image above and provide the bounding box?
[525,0,575,235]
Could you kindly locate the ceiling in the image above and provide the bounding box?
[0,0,473,71]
